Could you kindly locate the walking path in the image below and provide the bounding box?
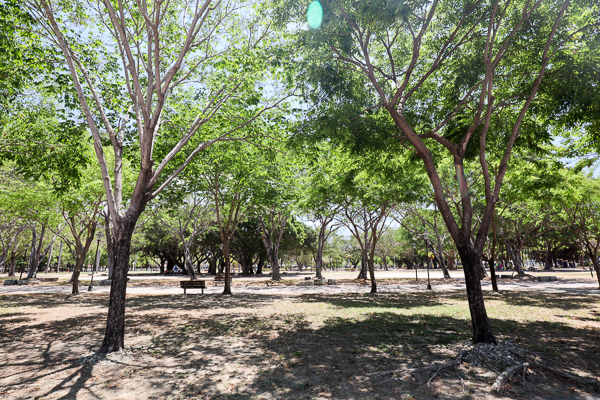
[1,279,598,296]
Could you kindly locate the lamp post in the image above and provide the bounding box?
[89,229,103,291]
[412,243,417,281]
[424,232,432,290]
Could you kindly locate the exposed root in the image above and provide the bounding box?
[370,350,467,385]
[528,361,596,385]
[492,362,529,392]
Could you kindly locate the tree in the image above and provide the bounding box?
[280,0,594,343]
[548,172,600,288]
[298,143,342,279]
[28,0,292,352]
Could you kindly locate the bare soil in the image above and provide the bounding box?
[0,291,599,399]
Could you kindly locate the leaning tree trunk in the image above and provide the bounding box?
[356,254,368,280]
[457,243,497,344]
[505,242,525,276]
[589,250,600,289]
[367,255,377,294]
[71,253,85,295]
[99,214,139,354]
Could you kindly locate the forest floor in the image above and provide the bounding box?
[1,290,599,400]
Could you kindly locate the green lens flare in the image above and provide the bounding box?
[307,1,323,30]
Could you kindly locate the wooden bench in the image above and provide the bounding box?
[180,280,206,295]
[213,275,232,285]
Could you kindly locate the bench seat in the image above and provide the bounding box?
[180,280,206,294]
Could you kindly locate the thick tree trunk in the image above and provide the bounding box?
[381,255,388,271]
[458,244,497,344]
[262,234,281,281]
[207,259,216,275]
[99,215,139,354]
[8,252,16,276]
[241,256,254,275]
[356,255,367,280]
[223,242,232,295]
[367,257,377,293]
[256,255,264,275]
[71,254,84,295]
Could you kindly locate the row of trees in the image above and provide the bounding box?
[2,0,599,351]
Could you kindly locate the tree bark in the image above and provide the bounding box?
[8,252,16,276]
[99,214,139,354]
[56,241,63,273]
[222,241,232,295]
[184,244,197,281]
[458,244,497,344]
[256,255,264,275]
[315,229,325,279]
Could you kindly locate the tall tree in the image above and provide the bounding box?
[279,0,595,343]
[28,0,292,352]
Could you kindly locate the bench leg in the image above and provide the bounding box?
[202,288,204,294]
[184,288,186,295]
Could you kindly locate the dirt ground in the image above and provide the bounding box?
[1,291,599,400]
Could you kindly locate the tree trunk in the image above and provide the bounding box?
[261,233,281,281]
[223,242,232,295]
[56,241,63,273]
[381,255,388,271]
[315,230,325,279]
[184,244,197,281]
[71,253,85,295]
[367,256,377,294]
[490,213,499,292]
[104,215,115,279]
[544,241,553,270]
[458,244,497,344]
[256,255,264,275]
[99,215,139,354]
[45,241,54,274]
[356,255,367,280]
[26,227,37,279]
[505,241,525,276]
[8,252,16,276]
[207,258,216,275]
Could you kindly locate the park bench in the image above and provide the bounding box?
[213,275,232,285]
[180,280,206,295]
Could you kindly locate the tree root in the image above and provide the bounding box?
[370,350,467,385]
[492,360,597,393]
[528,361,596,385]
[492,362,529,392]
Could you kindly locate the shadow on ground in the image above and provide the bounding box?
[0,291,599,399]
